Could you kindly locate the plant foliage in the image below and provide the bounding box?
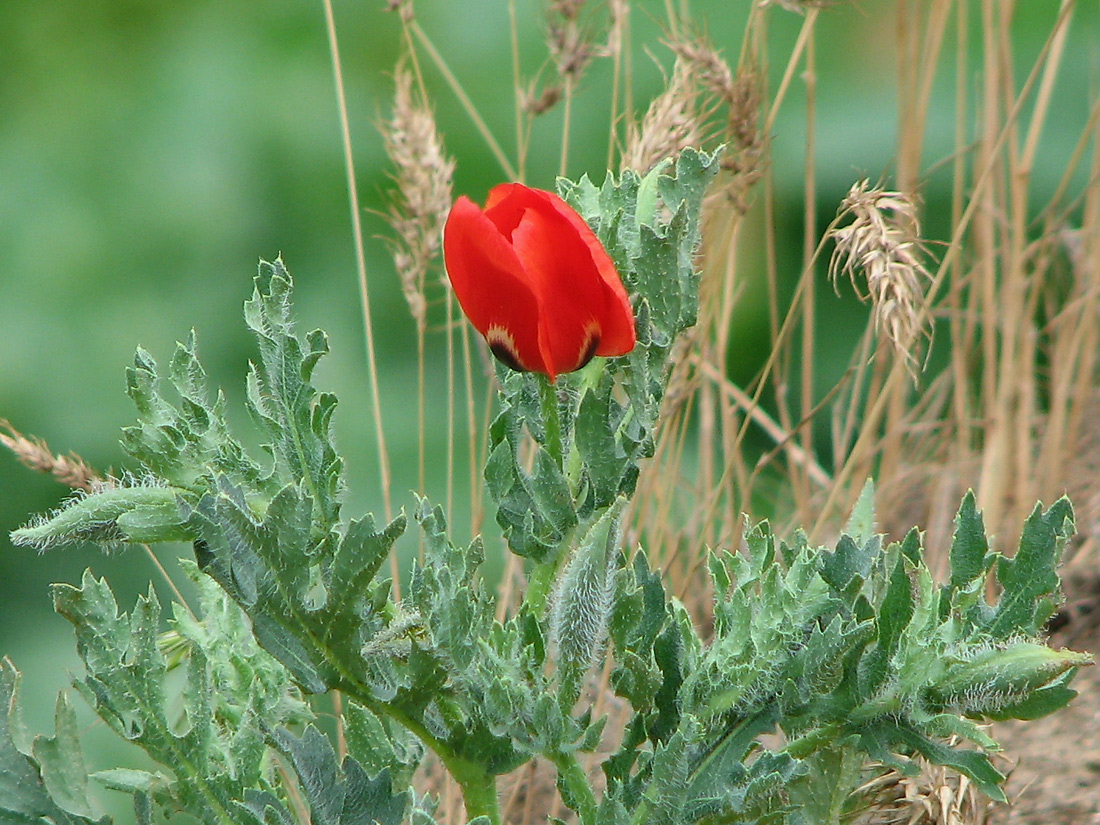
[6,150,1090,824]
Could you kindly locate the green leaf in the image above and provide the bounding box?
[820,534,871,597]
[575,374,635,508]
[484,407,577,562]
[53,573,249,821]
[984,671,1081,721]
[51,565,323,824]
[844,479,876,547]
[342,701,423,788]
[243,259,344,534]
[786,748,862,825]
[191,476,406,695]
[408,499,539,774]
[990,497,1074,637]
[269,726,408,825]
[0,659,109,825]
[948,491,990,593]
[609,552,670,710]
[121,334,270,500]
[32,694,100,820]
[891,725,1006,802]
[860,556,914,697]
[91,769,169,795]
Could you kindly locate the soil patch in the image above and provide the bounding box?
[990,565,1100,824]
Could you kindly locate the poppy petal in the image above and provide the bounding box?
[538,190,636,356]
[509,199,608,375]
[445,182,637,380]
[443,196,550,374]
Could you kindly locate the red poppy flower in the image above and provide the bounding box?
[443,183,636,382]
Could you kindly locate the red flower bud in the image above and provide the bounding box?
[443,183,636,381]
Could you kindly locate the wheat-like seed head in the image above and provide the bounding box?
[382,65,455,327]
[0,419,99,491]
[384,0,414,23]
[828,180,932,379]
[669,38,735,106]
[547,0,593,80]
[640,36,765,213]
[622,58,703,174]
[852,760,1001,824]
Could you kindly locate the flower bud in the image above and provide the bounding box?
[928,641,1092,717]
[11,483,191,550]
[549,500,624,709]
[443,183,636,381]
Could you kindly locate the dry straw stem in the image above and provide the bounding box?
[0,419,99,491]
[828,180,932,380]
[622,57,704,174]
[382,64,455,327]
[547,0,594,80]
[626,33,765,581]
[852,760,1000,825]
[321,0,395,547]
[622,33,754,177]
[863,0,1098,558]
[759,0,840,13]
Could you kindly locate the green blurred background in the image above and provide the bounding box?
[0,1,1094,815]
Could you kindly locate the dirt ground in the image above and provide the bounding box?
[990,565,1100,824]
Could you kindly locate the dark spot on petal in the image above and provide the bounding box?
[573,334,600,372]
[490,340,529,373]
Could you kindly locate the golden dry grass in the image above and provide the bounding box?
[6,4,1094,822]
[359,2,1100,822]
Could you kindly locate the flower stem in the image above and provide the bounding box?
[523,522,577,617]
[538,375,564,467]
[360,694,501,824]
[547,747,598,825]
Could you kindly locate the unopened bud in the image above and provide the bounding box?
[928,641,1092,717]
[549,499,624,710]
[11,483,191,550]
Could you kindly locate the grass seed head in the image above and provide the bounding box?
[623,58,703,173]
[547,0,593,80]
[382,65,455,326]
[853,760,999,824]
[828,180,932,379]
[522,83,563,116]
[384,0,415,23]
[0,419,99,491]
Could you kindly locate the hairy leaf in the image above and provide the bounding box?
[0,659,109,825]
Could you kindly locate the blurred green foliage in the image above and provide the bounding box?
[0,3,1095,819]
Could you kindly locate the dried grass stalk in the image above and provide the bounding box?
[547,0,593,80]
[852,760,1001,824]
[828,180,932,378]
[669,37,735,106]
[382,65,455,327]
[622,58,703,173]
[0,419,99,491]
[759,0,838,13]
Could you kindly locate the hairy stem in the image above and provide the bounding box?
[548,747,599,825]
[359,692,501,825]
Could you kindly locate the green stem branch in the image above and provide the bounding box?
[548,748,599,825]
[538,376,564,467]
[352,691,501,825]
